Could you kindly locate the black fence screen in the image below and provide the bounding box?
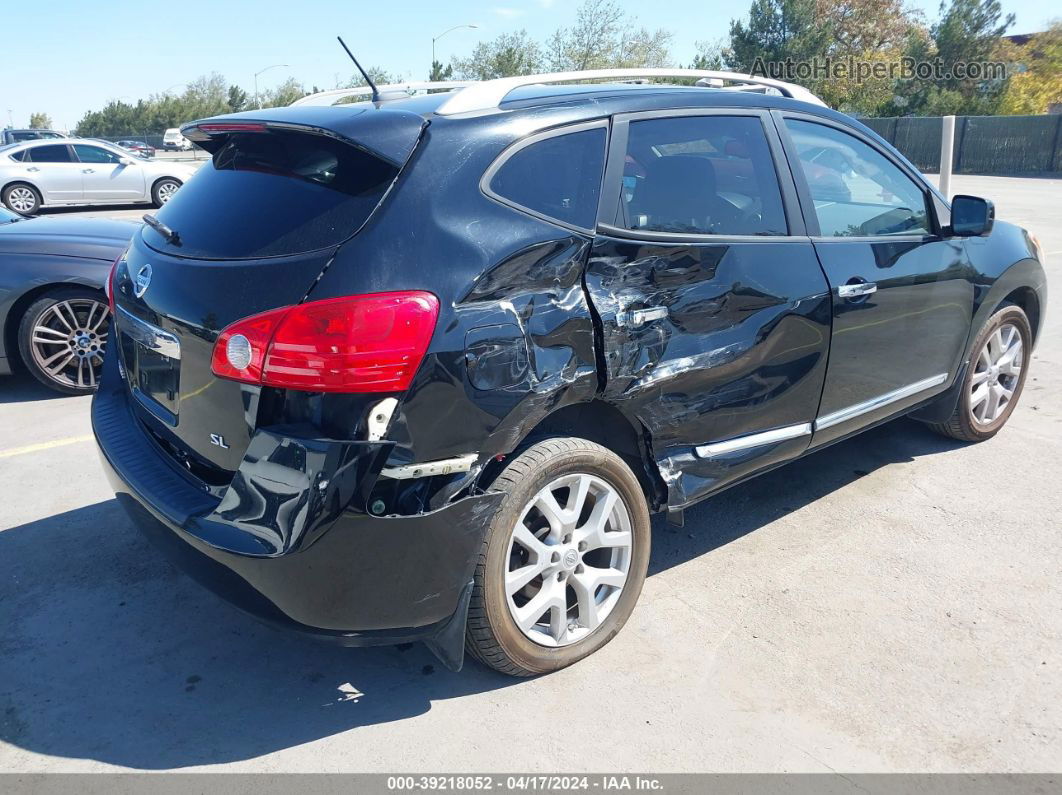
[862,115,1062,175]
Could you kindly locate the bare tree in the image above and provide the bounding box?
[548,0,673,71]
[452,31,544,80]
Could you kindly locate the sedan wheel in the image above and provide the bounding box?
[18,289,110,395]
[152,178,181,207]
[3,184,41,216]
[466,437,651,676]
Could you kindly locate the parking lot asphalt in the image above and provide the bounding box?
[1,175,1059,773]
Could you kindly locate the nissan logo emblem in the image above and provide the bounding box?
[133,263,152,298]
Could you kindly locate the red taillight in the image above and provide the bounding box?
[211,291,440,393]
[105,253,121,314]
[195,122,268,134]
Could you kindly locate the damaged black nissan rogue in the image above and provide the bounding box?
[94,70,1047,676]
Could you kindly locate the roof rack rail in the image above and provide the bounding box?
[434,68,826,115]
[290,81,474,107]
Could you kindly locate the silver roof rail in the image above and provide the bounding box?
[290,81,474,107]
[434,68,826,115]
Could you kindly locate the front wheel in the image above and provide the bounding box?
[152,178,181,207]
[926,304,1032,442]
[465,437,651,676]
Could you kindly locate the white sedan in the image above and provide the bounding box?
[0,138,199,216]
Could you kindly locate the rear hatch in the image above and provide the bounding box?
[111,107,426,483]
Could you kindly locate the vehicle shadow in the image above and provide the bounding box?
[0,371,74,404]
[648,418,966,576]
[0,418,963,769]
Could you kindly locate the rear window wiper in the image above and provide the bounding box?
[142,213,180,246]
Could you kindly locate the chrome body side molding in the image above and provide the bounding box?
[695,423,812,458]
[695,373,949,457]
[814,373,948,431]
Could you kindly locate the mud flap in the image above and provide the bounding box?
[423,580,476,672]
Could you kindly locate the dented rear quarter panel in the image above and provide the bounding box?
[304,108,602,473]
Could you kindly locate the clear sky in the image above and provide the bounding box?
[3,0,1056,130]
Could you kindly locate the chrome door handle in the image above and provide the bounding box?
[82,168,95,174]
[837,282,877,299]
[27,167,39,172]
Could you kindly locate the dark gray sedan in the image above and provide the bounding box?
[0,207,137,393]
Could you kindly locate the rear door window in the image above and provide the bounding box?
[145,130,400,259]
[74,144,122,164]
[619,115,788,236]
[486,125,607,231]
[27,145,74,163]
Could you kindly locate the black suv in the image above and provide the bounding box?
[93,73,1047,676]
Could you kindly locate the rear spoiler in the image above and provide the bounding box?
[181,106,427,169]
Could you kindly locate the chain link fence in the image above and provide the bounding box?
[863,114,1062,175]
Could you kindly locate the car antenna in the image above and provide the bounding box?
[337,36,379,103]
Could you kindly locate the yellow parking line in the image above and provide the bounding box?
[0,435,95,459]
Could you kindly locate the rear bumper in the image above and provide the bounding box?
[92,356,502,652]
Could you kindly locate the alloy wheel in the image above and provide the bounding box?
[504,473,633,648]
[156,181,179,203]
[7,186,38,214]
[29,298,110,390]
[970,322,1022,425]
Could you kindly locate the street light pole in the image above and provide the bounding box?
[432,24,478,79]
[254,63,290,109]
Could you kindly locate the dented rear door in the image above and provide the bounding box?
[587,108,832,509]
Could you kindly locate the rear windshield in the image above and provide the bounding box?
[145,130,399,259]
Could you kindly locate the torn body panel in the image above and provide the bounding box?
[585,235,832,509]
[376,236,600,480]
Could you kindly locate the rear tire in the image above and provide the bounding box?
[465,437,651,676]
[3,183,42,216]
[17,287,110,395]
[925,304,1031,442]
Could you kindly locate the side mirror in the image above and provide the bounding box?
[951,194,994,237]
[119,157,135,166]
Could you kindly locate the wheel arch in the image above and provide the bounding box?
[477,399,669,512]
[999,285,1041,345]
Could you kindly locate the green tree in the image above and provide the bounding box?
[227,84,249,113]
[886,0,1015,115]
[28,112,53,129]
[691,39,726,70]
[452,30,544,79]
[726,0,831,74]
[821,0,925,54]
[933,0,1014,88]
[258,77,307,108]
[429,60,454,81]
[346,66,399,88]
[999,21,1062,114]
